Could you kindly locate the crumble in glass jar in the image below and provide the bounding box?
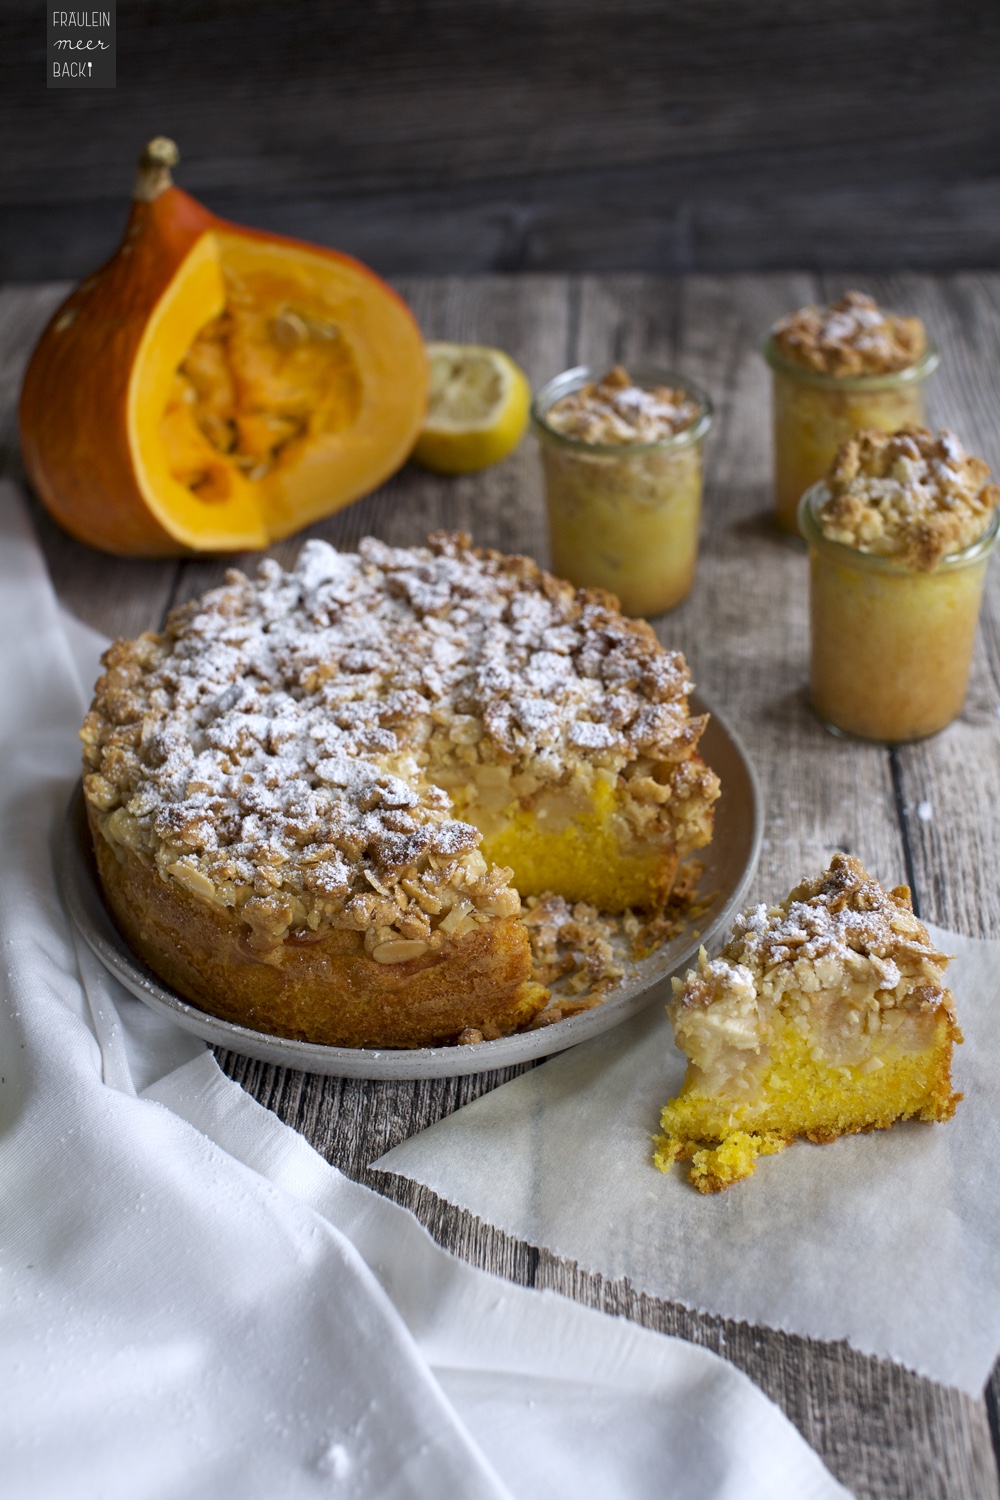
[531,365,713,616]
[801,427,1000,742]
[765,291,938,534]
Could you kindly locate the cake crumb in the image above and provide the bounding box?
[525,861,711,1024]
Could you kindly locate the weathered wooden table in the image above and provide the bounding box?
[3,272,999,1500]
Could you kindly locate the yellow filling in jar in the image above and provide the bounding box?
[540,441,703,617]
[801,484,997,743]
[771,366,928,535]
[533,365,712,617]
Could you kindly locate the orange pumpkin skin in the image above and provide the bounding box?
[19,141,428,557]
[21,178,212,555]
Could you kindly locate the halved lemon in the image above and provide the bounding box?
[411,342,531,474]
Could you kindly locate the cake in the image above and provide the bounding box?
[81,532,719,1048]
[655,854,961,1192]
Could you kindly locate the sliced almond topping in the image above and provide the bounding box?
[167,860,218,901]
[371,938,430,964]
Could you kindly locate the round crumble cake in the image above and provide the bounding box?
[81,532,720,1048]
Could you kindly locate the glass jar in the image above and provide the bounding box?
[800,483,998,743]
[765,337,939,535]
[532,366,713,617]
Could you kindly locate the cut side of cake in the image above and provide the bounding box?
[655,853,961,1192]
[81,531,719,1048]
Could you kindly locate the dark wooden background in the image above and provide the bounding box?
[4,0,1000,282]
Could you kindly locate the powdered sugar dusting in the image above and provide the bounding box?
[817,427,999,569]
[673,854,949,1019]
[727,855,945,980]
[81,532,711,950]
[772,290,926,378]
[545,365,700,445]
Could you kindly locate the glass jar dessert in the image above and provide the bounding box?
[801,427,1000,743]
[532,365,713,617]
[765,291,939,534]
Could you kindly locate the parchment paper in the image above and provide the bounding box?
[375,924,1000,1394]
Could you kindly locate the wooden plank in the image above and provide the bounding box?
[7,157,1000,285]
[4,3,1000,277]
[7,2,1000,202]
[8,3,999,202]
[0,284,66,435]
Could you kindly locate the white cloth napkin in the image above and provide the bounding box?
[377,918,1000,1396]
[0,482,847,1500]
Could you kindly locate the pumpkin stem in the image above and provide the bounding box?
[133,138,180,203]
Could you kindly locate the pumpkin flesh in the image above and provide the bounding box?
[127,230,263,549]
[133,229,427,549]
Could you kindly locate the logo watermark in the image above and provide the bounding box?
[48,6,116,88]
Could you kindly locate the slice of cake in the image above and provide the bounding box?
[655,854,961,1192]
[81,531,719,1049]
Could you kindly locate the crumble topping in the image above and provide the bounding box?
[544,365,700,445]
[771,291,926,378]
[669,854,956,1097]
[816,427,1000,570]
[523,895,623,1022]
[82,532,718,956]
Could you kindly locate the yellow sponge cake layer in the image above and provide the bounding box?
[656,1012,959,1193]
[480,804,675,912]
[459,773,676,912]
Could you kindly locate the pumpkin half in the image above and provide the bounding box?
[20,139,428,555]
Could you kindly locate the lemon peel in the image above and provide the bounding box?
[412,342,531,474]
